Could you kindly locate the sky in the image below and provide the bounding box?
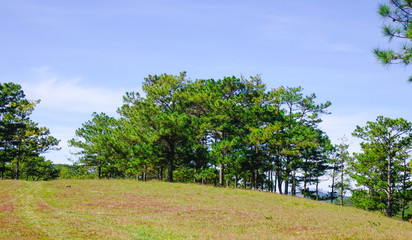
[1,0,411,166]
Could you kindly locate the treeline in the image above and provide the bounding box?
[2,74,412,220]
[0,82,60,180]
[68,73,412,220]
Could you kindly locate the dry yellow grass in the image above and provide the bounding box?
[0,179,411,239]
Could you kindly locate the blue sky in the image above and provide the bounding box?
[1,0,411,165]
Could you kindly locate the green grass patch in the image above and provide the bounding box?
[0,179,411,239]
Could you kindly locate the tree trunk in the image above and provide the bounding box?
[268,170,272,192]
[234,175,237,189]
[402,158,407,220]
[402,199,405,221]
[167,142,175,182]
[97,166,101,179]
[1,145,7,179]
[387,155,392,217]
[292,173,295,195]
[278,173,283,194]
[213,166,217,186]
[15,145,21,180]
[284,177,289,195]
[219,164,223,187]
[331,163,336,204]
[284,163,290,195]
[254,169,258,190]
[158,167,163,181]
[1,163,4,179]
[303,170,307,198]
[315,160,319,201]
[340,159,344,206]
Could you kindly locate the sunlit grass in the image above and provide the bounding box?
[1,179,411,239]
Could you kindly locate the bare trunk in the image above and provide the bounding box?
[284,160,290,195]
[277,173,283,194]
[158,167,163,181]
[15,144,21,180]
[402,199,405,221]
[291,169,296,196]
[254,169,258,190]
[1,146,7,179]
[402,158,407,220]
[315,161,319,200]
[331,163,336,203]
[234,175,237,189]
[340,158,344,206]
[1,163,4,179]
[97,165,101,179]
[303,170,307,198]
[269,170,272,192]
[219,164,223,187]
[167,142,175,182]
[214,166,217,186]
[387,155,392,217]
[284,178,289,195]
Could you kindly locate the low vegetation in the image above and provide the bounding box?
[1,179,412,239]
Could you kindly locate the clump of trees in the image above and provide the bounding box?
[349,116,412,220]
[0,82,60,180]
[67,73,412,220]
[69,73,333,198]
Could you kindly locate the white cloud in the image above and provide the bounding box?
[23,77,125,115]
[17,68,129,164]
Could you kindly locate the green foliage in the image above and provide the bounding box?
[350,116,412,218]
[0,82,60,180]
[374,0,412,81]
[329,137,352,205]
[70,73,333,199]
[68,112,121,179]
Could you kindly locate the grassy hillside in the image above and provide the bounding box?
[1,180,411,239]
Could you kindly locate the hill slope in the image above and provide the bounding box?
[1,180,411,239]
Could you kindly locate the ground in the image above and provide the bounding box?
[1,179,412,239]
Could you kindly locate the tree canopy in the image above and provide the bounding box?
[374,0,412,81]
[0,82,60,180]
[69,73,333,201]
[350,116,412,218]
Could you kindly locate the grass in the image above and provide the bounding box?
[1,179,412,239]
